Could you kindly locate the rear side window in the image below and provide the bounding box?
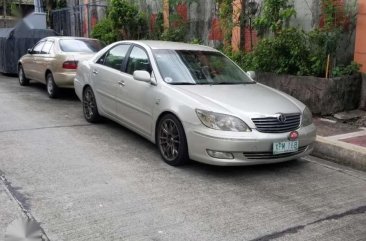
[41,41,53,54]
[59,39,103,53]
[32,41,45,54]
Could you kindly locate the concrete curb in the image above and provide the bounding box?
[312,136,366,171]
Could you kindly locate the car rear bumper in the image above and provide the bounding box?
[53,72,76,88]
[185,123,317,166]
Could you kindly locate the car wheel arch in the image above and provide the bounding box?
[82,84,92,95]
[154,111,185,143]
[82,85,97,105]
[45,69,52,80]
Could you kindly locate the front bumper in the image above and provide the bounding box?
[185,123,317,166]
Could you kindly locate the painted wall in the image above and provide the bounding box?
[354,0,366,109]
[355,0,366,73]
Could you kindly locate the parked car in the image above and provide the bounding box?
[74,40,316,166]
[18,36,103,98]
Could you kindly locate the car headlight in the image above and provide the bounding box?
[196,109,251,132]
[302,107,313,126]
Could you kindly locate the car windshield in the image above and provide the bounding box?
[153,49,254,85]
[59,39,103,53]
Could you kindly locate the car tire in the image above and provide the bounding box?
[157,114,189,166]
[46,72,59,98]
[82,86,101,123]
[18,65,29,86]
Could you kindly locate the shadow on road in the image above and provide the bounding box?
[26,82,79,101]
[101,118,306,178]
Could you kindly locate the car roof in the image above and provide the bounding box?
[43,36,100,41]
[125,40,219,52]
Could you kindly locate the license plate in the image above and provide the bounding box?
[273,140,299,155]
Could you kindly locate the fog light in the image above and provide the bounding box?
[206,150,234,159]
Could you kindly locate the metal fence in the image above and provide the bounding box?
[51,4,107,37]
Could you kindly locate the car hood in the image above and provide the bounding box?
[174,83,304,117]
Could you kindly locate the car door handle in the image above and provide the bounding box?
[118,80,125,87]
[92,69,98,75]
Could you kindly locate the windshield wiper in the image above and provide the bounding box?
[211,82,255,85]
[169,82,197,85]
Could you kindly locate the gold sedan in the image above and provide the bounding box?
[18,36,103,98]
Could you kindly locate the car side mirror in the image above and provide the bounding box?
[27,49,32,54]
[133,70,151,83]
[247,71,256,80]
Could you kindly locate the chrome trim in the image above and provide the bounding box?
[252,113,301,133]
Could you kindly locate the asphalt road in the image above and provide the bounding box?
[0,74,366,241]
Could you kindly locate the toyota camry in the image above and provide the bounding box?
[74,41,316,166]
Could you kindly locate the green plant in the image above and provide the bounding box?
[90,18,118,45]
[149,12,164,40]
[160,13,187,42]
[217,0,234,43]
[108,0,148,39]
[160,27,187,42]
[189,38,203,45]
[10,3,21,17]
[332,62,361,77]
[254,0,296,36]
[241,28,311,75]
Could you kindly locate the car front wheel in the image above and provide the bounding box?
[18,65,29,86]
[157,114,189,166]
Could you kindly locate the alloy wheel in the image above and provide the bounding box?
[83,87,96,121]
[158,119,181,162]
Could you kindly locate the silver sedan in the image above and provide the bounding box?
[74,40,316,166]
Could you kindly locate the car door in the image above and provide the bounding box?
[37,40,55,83]
[117,45,157,137]
[91,44,131,117]
[23,41,45,80]
[32,41,49,82]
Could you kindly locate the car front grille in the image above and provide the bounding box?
[243,146,308,160]
[252,113,301,133]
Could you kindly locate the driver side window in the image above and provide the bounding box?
[98,44,130,71]
[126,46,152,75]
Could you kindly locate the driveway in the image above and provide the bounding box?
[0,75,365,241]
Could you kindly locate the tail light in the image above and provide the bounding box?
[62,61,78,69]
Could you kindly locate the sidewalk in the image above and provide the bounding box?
[312,117,366,171]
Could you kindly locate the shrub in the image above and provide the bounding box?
[108,0,148,40]
[160,14,187,42]
[91,18,118,45]
[332,62,361,77]
[242,28,311,75]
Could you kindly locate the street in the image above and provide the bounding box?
[0,74,365,241]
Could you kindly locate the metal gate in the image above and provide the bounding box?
[51,4,107,37]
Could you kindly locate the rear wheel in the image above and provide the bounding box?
[46,72,59,98]
[157,114,189,166]
[18,65,29,86]
[83,86,101,123]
